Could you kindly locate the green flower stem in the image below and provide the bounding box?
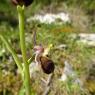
[0,34,23,72]
[17,5,31,95]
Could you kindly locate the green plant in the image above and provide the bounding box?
[0,3,33,95]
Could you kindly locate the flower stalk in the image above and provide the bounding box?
[17,5,31,95]
[0,1,33,94]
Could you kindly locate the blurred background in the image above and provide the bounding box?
[0,0,95,95]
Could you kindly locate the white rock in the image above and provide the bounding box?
[29,62,39,78]
[60,73,67,81]
[27,12,70,24]
[60,61,75,81]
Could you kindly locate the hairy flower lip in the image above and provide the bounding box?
[12,0,33,7]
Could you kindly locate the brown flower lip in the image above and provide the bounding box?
[40,56,55,74]
[12,0,33,7]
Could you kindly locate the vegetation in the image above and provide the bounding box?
[0,0,95,95]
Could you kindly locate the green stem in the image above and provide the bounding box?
[28,54,35,65]
[0,34,23,72]
[17,5,31,95]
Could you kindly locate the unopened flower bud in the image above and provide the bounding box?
[12,0,33,7]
